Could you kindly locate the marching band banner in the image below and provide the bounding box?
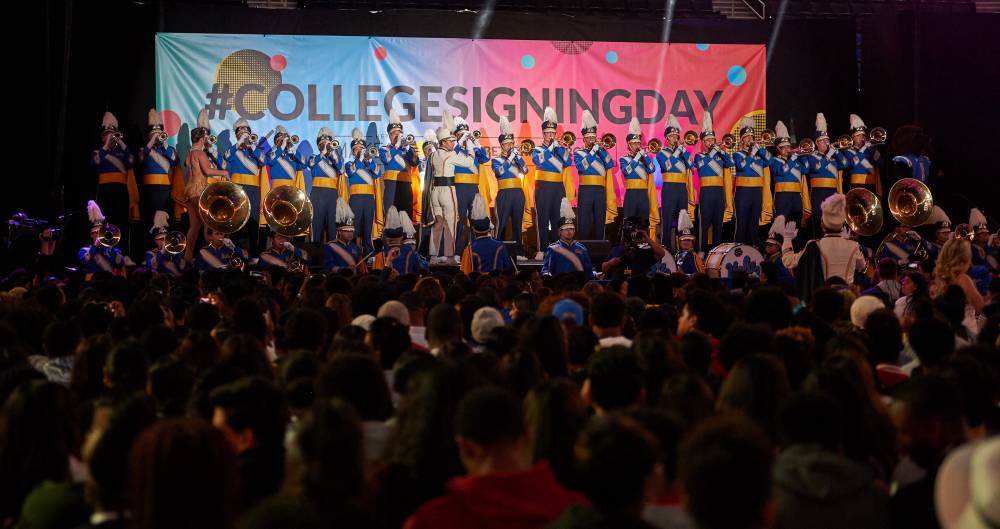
[156,33,765,205]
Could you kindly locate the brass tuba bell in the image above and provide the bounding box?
[97,224,121,247]
[888,178,933,227]
[198,181,252,234]
[263,185,314,238]
[164,231,187,255]
[844,188,884,236]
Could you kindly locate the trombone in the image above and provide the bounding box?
[164,231,186,255]
[759,129,776,146]
[645,138,663,154]
[794,138,815,155]
[520,138,536,156]
[834,134,852,150]
[285,134,300,152]
[721,133,736,150]
[153,131,168,144]
[97,224,121,247]
[869,127,887,145]
[561,131,576,148]
[365,145,379,159]
[683,130,699,147]
[601,133,617,150]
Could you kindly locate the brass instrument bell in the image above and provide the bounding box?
[888,178,933,227]
[844,188,884,236]
[198,181,252,234]
[263,185,314,238]
[601,133,617,149]
[164,231,186,255]
[97,224,121,247]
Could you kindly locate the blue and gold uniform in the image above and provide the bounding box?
[452,116,492,254]
[380,110,421,218]
[91,112,139,251]
[308,127,346,242]
[258,240,308,269]
[693,112,734,249]
[541,198,596,278]
[655,114,695,250]
[375,206,428,274]
[323,197,367,274]
[768,123,811,227]
[145,220,185,277]
[799,114,846,237]
[844,114,882,195]
[491,117,529,257]
[732,117,773,246]
[460,194,513,273]
[138,108,185,232]
[344,128,384,255]
[573,110,618,240]
[620,118,660,237]
[196,240,249,271]
[532,107,576,252]
[222,118,268,252]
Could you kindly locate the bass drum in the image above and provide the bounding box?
[650,249,677,275]
[705,243,763,280]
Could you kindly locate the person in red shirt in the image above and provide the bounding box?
[404,387,587,529]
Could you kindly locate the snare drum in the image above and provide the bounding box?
[651,250,677,275]
[705,243,763,280]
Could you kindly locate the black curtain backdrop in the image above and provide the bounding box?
[14,1,999,229]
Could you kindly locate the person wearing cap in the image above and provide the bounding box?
[257,231,308,270]
[693,111,735,250]
[451,115,491,255]
[655,114,695,251]
[145,210,185,277]
[891,125,932,184]
[921,206,952,262]
[768,121,811,233]
[779,195,868,291]
[969,208,993,271]
[460,194,513,273]
[323,198,367,274]
[223,117,268,253]
[762,224,793,285]
[877,224,925,268]
[345,128,384,255]
[375,206,427,275]
[732,116,774,246]
[90,111,139,253]
[602,215,666,281]
[799,113,847,238]
[307,126,346,244]
[400,205,419,250]
[573,110,617,241]
[620,117,659,240]
[417,128,438,235]
[541,198,596,278]
[844,114,882,195]
[380,110,420,220]
[426,119,459,264]
[183,109,230,263]
[137,108,183,238]
[491,116,529,260]
[532,106,576,256]
[196,227,249,270]
[262,125,306,202]
[79,200,126,279]
[674,210,704,274]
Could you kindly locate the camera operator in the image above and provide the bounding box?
[601,216,666,280]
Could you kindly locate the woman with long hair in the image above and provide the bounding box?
[893,271,929,325]
[934,238,984,337]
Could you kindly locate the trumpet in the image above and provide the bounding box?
[520,138,536,155]
[403,133,416,146]
[561,131,576,148]
[645,138,663,154]
[683,130,699,147]
[164,231,186,255]
[153,131,168,144]
[207,134,218,146]
[760,129,776,146]
[472,130,482,140]
[239,133,259,147]
[601,133,617,150]
[365,146,378,159]
[721,133,736,150]
[869,127,887,145]
[834,134,851,150]
[97,223,121,247]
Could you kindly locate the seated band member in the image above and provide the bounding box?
[970,208,993,270]
[145,210,185,277]
[375,206,427,275]
[674,210,705,275]
[601,216,665,281]
[79,200,126,279]
[877,225,926,269]
[619,117,659,239]
[491,116,529,261]
[780,194,867,289]
[323,197,367,274]
[257,231,308,270]
[921,206,951,262]
[541,198,596,278]
[196,228,249,271]
[461,194,513,274]
[573,109,617,241]
[762,224,794,286]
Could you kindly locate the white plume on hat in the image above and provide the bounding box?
[582,110,597,131]
[849,113,866,130]
[443,111,456,134]
[471,193,488,221]
[436,126,451,142]
[234,117,249,129]
[351,128,363,141]
[275,125,288,135]
[543,106,558,124]
[196,109,210,130]
[923,205,951,227]
[815,112,828,132]
[150,210,169,234]
[628,117,642,137]
[102,112,118,129]
[499,116,514,137]
[701,112,714,134]
[400,210,416,238]
[970,208,987,228]
[559,197,575,221]
[775,121,789,139]
[740,116,755,130]
[667,114,681,131]
[678,209,694,232]
[318,126,333,138]
[148,108,162,127]
[87,200,105,225]
[821,193,847,230]
[454,116,468,131]
[769,215,786,238]
[423,128,437,144]
[336,197,354,225]
[384,206,402,231]
[389,109,401,126]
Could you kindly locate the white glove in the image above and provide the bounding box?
[782,220,798,241]
[283,241,295,251]
[590,144,600,155]
[223,238,235,250]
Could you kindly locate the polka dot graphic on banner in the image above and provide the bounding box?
[374,47,388,60]
[605,51,618,64]
[269,54,287,72]
[521,54,535,69]
[161,110,181,137]
[696,43,711,51]
[727,65,747,86]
